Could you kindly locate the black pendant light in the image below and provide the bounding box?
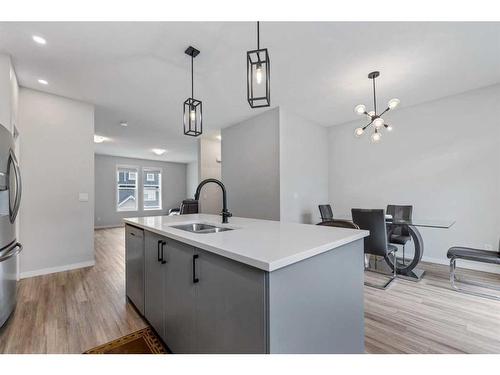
[183,46,202,137]
[247,21,270,108]
[353,71,400,143]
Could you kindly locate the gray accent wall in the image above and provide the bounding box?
[222,108,281,221]
[221,107,328,223]
[95,154,187,228]
[279,109,329,224]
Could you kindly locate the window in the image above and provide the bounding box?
[116,166,138,212]
[143,168,162,210]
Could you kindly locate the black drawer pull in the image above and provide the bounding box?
[130,232,136,236]
[192,254,199,283]
[160,241,167,264]
[157,240,162,262]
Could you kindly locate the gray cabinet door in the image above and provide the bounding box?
[125,225,144,315]
[195,249,267,353]
[164,238,196,353]
[144,231,167,340]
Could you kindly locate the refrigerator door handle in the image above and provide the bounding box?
[0,242,23,263]
[7,149,21,223]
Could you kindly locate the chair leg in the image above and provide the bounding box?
[449,257,500,301]
[365,250,397,290]
[402,244,406,266]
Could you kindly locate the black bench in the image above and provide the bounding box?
[447,246,500,300]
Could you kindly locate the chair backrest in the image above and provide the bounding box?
[317,220,359,229]
[351,208,390,256]
[386,205,413,236]
[318,204,333,221]
[180,199,199,215]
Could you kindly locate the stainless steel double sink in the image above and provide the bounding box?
[171,223,234,234]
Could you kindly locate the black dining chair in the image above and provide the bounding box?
[352,208,398,289]
[387,205,413,265]
[318,204,334,222]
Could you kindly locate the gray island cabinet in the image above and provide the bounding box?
[124,214,367,354]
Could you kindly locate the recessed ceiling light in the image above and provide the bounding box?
[94,135,108,144]
[152,148,167,156]
[32,35,47,45]
[120,121,128,127]
[38,79,48,85]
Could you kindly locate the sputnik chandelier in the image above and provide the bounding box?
[353,71,400,143]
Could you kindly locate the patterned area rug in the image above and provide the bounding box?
[84,327,167,354]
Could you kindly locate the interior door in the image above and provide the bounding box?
[164,238,196,353]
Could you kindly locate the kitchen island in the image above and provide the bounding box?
[124,214,368,354]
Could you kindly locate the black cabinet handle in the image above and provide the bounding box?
[130,232,136,237]
[192,254,199,283]
[157,240,162,262]
[160,241,167,264]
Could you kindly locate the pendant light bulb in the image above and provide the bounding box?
[354,104,366,115]
[386,124,393,132]
[373,118,385,128]
[371,131,381,143]
[190,108,196,121]
[388,98,400,110]
[255,64,263,84]
[354,127,365,137]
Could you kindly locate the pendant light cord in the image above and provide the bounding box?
[372,76,377,115]
[257,21,260,50]
[191,54,194,99]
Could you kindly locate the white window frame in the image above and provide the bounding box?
[146,173,155,182]
[116,165,139,212]
[142,167,162,211]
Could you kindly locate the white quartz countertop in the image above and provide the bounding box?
[123,214,369,272]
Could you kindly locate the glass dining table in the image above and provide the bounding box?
[333,216,456,281]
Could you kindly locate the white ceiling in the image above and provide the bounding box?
[1,22,499,163]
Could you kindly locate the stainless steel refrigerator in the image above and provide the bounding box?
[0,124,22,328]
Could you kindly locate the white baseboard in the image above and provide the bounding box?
[94,224,124,230]
[20,260,96,279]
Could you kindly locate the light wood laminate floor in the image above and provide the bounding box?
[1,227,499,353]
[0,228,146,353]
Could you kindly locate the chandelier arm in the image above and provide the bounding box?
[362,120,374,130]
[379,107,390,117]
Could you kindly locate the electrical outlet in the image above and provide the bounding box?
[484,244,493,250]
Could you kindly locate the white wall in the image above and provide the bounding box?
[279,109,329,224]
[94,154,187,228]
[328,84,500,269]
[222,108,281,220]
[197,138,222,214]
[17,88,95,278]
[186,161,199,199]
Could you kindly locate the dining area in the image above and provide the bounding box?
[317,204,500,300]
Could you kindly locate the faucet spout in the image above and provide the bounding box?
[194,178,232,224]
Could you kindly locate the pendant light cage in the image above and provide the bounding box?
[184,46,203,137]
[247,22,271,108]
